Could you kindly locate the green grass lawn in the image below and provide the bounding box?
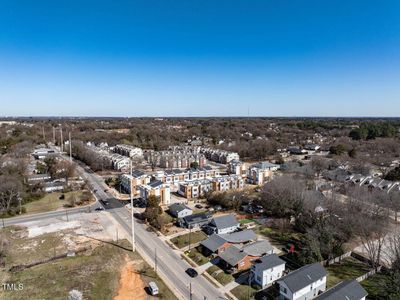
[231,284,258,300]
[23,191,86,214]
[186,247,210,266]
[361,271,394,300]
[170,231,207,249]
[326,257,371,288]
[206,265,234,286]
[239,218,255,225]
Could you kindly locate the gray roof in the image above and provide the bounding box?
[200,234,228,252]
[252,254,286,270]
[169,203,191,215]
[219,246,247,266]
[242,240,273,257]
[148,180,163,188]
[315,280,368,300]
[279,263,327,293]
[252,161,280,170]
[131,170,146,178]
[220,230,256,243]
[183,212,211,225]
[210,215,238,229]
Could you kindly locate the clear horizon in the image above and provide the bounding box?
[1,1,400,117]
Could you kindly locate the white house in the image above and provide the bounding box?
[205,214,239,235]
[277,263,327,300]
[251,254,286,288]
[168,203,193,218]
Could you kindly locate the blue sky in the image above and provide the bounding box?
[0,0,399,117]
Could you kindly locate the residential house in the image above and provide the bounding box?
[168,203,193,218]
[277,263,327,300]
[200,230,256,255]
[205,214,240,234]
[179,212,212,229]
[251,254,286,288]
[315,280,367,300]
[219,240,274,272]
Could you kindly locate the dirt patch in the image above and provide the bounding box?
[113,256,148,300]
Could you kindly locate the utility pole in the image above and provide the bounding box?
[69,131,72,162]
[130,160,135,251]
[42,126,46,142]
[65,209,69,222]
[189,282,192,300]
[60,126,63,152]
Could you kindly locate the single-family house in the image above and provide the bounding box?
[200,230,256,255]
[179,212,212,229]
[315,280,367,300]
[205,215,240,235]
[277,263,327,300]
[168,203,193,218]
[251,254,286,288]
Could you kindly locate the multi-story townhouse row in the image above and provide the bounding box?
[113,144,143,158]
[144,149,206,169]
[199,147,240,164]
[247,161,280,185]
[120,170,151,197]
[178,175,244,199]
[139,180,171,205]
[228,159,247,177]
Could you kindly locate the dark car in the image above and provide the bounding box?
[93,189,98,193]
[186,268,198,278]
[101,199,109,206]
[95,207,104,211]
[195,204,203,209]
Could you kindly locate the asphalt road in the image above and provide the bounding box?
[5,155,226,300]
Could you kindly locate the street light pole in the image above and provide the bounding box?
[130,160,135,252]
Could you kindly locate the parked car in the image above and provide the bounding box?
[186,268,198,278]
[148,282,159,295]
[101,199,109,206]
[195,204,203,209]
[95,207,104,211]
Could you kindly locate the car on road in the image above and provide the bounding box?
[104,189,108,193]
[194,204,203,209]
[93,189,97,193]
[95,207,104,211]
[101,199,109,206]
[185,268,198,278]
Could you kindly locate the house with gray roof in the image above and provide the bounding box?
[218,239,275,272]
[251,254,286,288]
[242,240,274,257]
[168,203,193,218]
[179,212,212,229]
[200,230,256,255]
[315,280,367,300]
[205,214,239,234]
[277,263,327,300]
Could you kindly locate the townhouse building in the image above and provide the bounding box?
[139,180,171,205]
[247,161,280,185]
[200,147,240,164]
[120,170,151,197]
[113,144,143,158]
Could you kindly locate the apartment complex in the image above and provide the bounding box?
[247,161,280,185]
[113,144,143,158]
[228,159,247,177]
[139,180,171,205]
[178,175,244,199]
[200,147,240,164]
[144,147,206,169]
[120,169,151,197]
